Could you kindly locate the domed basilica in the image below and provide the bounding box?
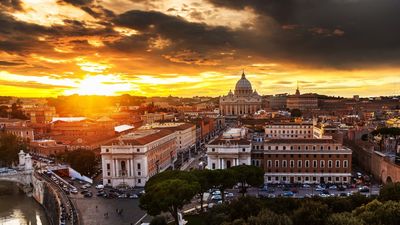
[219,72,262,116]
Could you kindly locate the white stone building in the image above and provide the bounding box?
[206,127,251,169]
[140,122,196,153]
[219,72,262,116]
[101,129,177,187]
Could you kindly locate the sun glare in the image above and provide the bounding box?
[63,75,132,96]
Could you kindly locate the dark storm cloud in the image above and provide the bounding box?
[114,10,233,49]
[207,0,400,68]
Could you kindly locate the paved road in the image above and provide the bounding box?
[70,185,150,225]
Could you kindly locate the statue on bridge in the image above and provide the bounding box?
[18,150,33,171]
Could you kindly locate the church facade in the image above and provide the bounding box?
[219,72,262,116]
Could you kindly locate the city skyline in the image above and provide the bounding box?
[1,0,400,97]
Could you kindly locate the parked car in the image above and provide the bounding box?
[83,192,93,198]
[211,195,222,200]
[95,184,104,189]
[283,191,294,197]
[358,186,370,193]
[129,194,139,199]
[329,185,337,190]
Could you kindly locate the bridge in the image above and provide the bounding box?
[0,150,34,193]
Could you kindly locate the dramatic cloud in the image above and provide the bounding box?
[0,0,400,97]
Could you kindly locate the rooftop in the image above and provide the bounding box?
[110,129,174,146]
[265,139,337,144]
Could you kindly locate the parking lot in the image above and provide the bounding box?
[69,181,150,225]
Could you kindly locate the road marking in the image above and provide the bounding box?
[134,213,148,225]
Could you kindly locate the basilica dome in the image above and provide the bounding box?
[234,72,253,96]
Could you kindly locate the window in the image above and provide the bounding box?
[297,160,302,168]
[106,148,109,153]
[305,160,310,168]
[290,160,294,168]
[107,172,110,176]
[107,179,111,184]
[212,163,216,169]
[137,163,141,170]
[328,160,333,168]
[336,160,340,168]
[242,148,246,152]
[275,160,279,167]
[138,179,141,184]
[106,163,110,170]
[268,146,271,150]
[320,160,325,168]
[343,160,348,168]
[282,160,287,167]
[137,148,140,152]
[138,171,141,176]
[212,148,215,152]
[267,160,272,168]
[313,160,317,168]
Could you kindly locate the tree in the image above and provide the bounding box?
[150,216,168,225]
[229,196,262,221]
[326,212,364,225]
[211,169,236,202]
[57,149,97,176]
[290,108,302,118]
[248,209,293,225]
[0,132,28,167]
[229,165,264,196]
[379,182,400,201]
[0,105,8,118]
[10,102,28,120]
[192,169,213,212]
[292,201,331,225]
[140,178,199,225]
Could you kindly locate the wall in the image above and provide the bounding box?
[349,140,400,184]
[32,175,61,225]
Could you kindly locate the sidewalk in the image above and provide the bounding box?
[180,158,196,171]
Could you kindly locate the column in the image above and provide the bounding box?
[131,159,135,177]
[221,159,224,169]
[116,159,120,177]
[218,158,221,169]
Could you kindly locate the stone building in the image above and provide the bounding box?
[206,127,252,170]
[219,72,262,116]
[101,129,177,187]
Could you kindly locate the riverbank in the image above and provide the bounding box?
[0,181,50,225]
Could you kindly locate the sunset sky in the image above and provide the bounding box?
[0,0,400,97]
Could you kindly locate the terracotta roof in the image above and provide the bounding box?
[109,129,174,146]
[265,139,337,144]
[161,123,195,131]
[266,121,313,125]
[208,137,251,145]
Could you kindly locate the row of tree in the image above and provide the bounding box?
[56,149,98,176]
[0,132,28,167]
[140,165,264,225]
[204,183,400,225]
[0,101,28,120]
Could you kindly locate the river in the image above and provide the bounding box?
[0,181,49,225]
